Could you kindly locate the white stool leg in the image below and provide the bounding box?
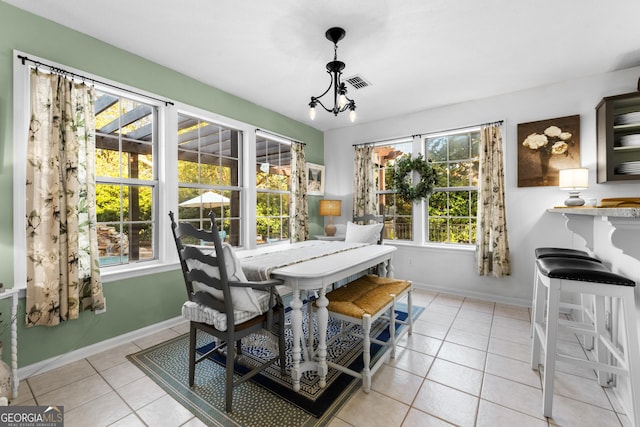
[622,288,640,427]
[581,293,595,349]
[593,295,609,387]
[362,314,372,393]
[389,295,397,358]
[542,278,561,418]
[531,271,546,370]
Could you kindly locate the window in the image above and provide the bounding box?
[255,134,291,245]
[425,129,480,244]
[177,113,243,246]
[95,90,158,266]
[373,139,413,241]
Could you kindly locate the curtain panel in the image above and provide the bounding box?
[26,70,105,327]
[290,142,308,242]
[353,145,377,217]
[476,123,511,277]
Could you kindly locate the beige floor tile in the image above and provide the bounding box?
[181,416,209,427]
[170,320,190,335]
[337,389,409,427]
[427,358,483,396]
[372,364,423,404]
[450,317,492,336]
[491,315,531,334]
[28,359,97,397]
[494,303,531,321]
[136,394,194,427]
[432,294,464,308]
[132,328,181,350]
[424,302,460,317]
[116,375,166,410]
[485,352,541,389]
[460,298,495,314]
[326,417,354,427]
[481,373,546,420]
[64,391,131,427]
[548,394,622,426]
[108,413,147,427]
[413,380,478,427]
[412,319,449,340]
[101,360,145,389]
[437,342,487,371]
[398,333,442,357]
[418,310,456,327]
[553,371,613,410]
[385,346,434,378]
[488,336,531,363]
[455,309,493,325]
[12,379,33,405]
[445,327,490,351]
[402,408,456,426]
[88,342,143,372]
[476,399,548,427]
[37,373,112,411]
[491,323,531,346]
[410,290,438,307]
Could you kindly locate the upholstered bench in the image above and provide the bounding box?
[323,274,412,392]
[531,257,640,424]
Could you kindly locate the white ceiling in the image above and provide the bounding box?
[6,0,640,132]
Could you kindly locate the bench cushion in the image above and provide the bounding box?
[325,275,410,319]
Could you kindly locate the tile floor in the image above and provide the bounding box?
[12,289,631,427]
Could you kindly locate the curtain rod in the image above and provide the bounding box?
[255,128,305,145]
[18,54,175,106]
[353,120,504,146]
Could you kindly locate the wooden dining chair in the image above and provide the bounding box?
[169,211,286,412]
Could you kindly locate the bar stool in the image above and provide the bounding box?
[531,257,640,424]
[532,247,602,348]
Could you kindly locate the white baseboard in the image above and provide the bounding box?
[18,316,186,379]
[411,281,531,308]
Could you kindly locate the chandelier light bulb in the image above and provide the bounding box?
[309,106,316,120]
[338,93,347,108]
[349,108,356,123]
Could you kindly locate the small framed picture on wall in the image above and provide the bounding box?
[517,114,581,187]
[306,163,325,195]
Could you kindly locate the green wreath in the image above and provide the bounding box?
[393,154,436,202]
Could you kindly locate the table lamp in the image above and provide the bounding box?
[559,168,589,206]
[319,199,341,236]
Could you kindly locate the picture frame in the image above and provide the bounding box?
[517,114,581,187]
[306,163,325,196]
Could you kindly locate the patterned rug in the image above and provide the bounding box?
[128,303,422,427]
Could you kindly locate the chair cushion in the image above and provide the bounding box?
[182,289,272,331]
[345,221,383,245]
[536,258,635,286]
[187,243,262,314]
[534,247,596,261]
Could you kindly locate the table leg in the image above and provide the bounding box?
[290,288,303,392]
[387,255,395,278]
[315,287,329,388]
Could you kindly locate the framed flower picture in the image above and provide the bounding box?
[517,115,581,187]
[306,163,325,195]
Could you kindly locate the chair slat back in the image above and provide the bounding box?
[169,211,233,316]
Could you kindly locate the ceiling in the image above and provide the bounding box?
[6,0,640,132]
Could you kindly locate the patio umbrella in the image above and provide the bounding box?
[179,191,230,208]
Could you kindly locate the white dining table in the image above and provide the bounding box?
[268,244,397,392]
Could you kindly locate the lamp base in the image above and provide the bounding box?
[564,191,585,206]
[324,223,337,236]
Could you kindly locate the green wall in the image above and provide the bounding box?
[0,2,323,367]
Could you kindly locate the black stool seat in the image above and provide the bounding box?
[536,258,635,286]
[535,247,596,261]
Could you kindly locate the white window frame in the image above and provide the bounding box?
[11,51,263,287]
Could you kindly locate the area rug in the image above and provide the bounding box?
[128,303,422,427]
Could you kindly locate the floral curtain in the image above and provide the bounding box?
[290,142,308,242]
[353,145,377,217]
[26,70,105,327]
[476,123,511,277]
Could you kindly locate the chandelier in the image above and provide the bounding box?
[308,27,356,122]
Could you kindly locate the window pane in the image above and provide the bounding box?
[426,137,447,162]
[124,185,153,222]
[432,162,448,187]
[450,218,472,244]
[429,218,447,242]
[449,162,472,187]
[428,191,447,216]
[449,191,470,216]
[449,134,470,161]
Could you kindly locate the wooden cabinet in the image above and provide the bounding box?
[596,92,640,182]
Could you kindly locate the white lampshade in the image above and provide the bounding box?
[559,168,589,190]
